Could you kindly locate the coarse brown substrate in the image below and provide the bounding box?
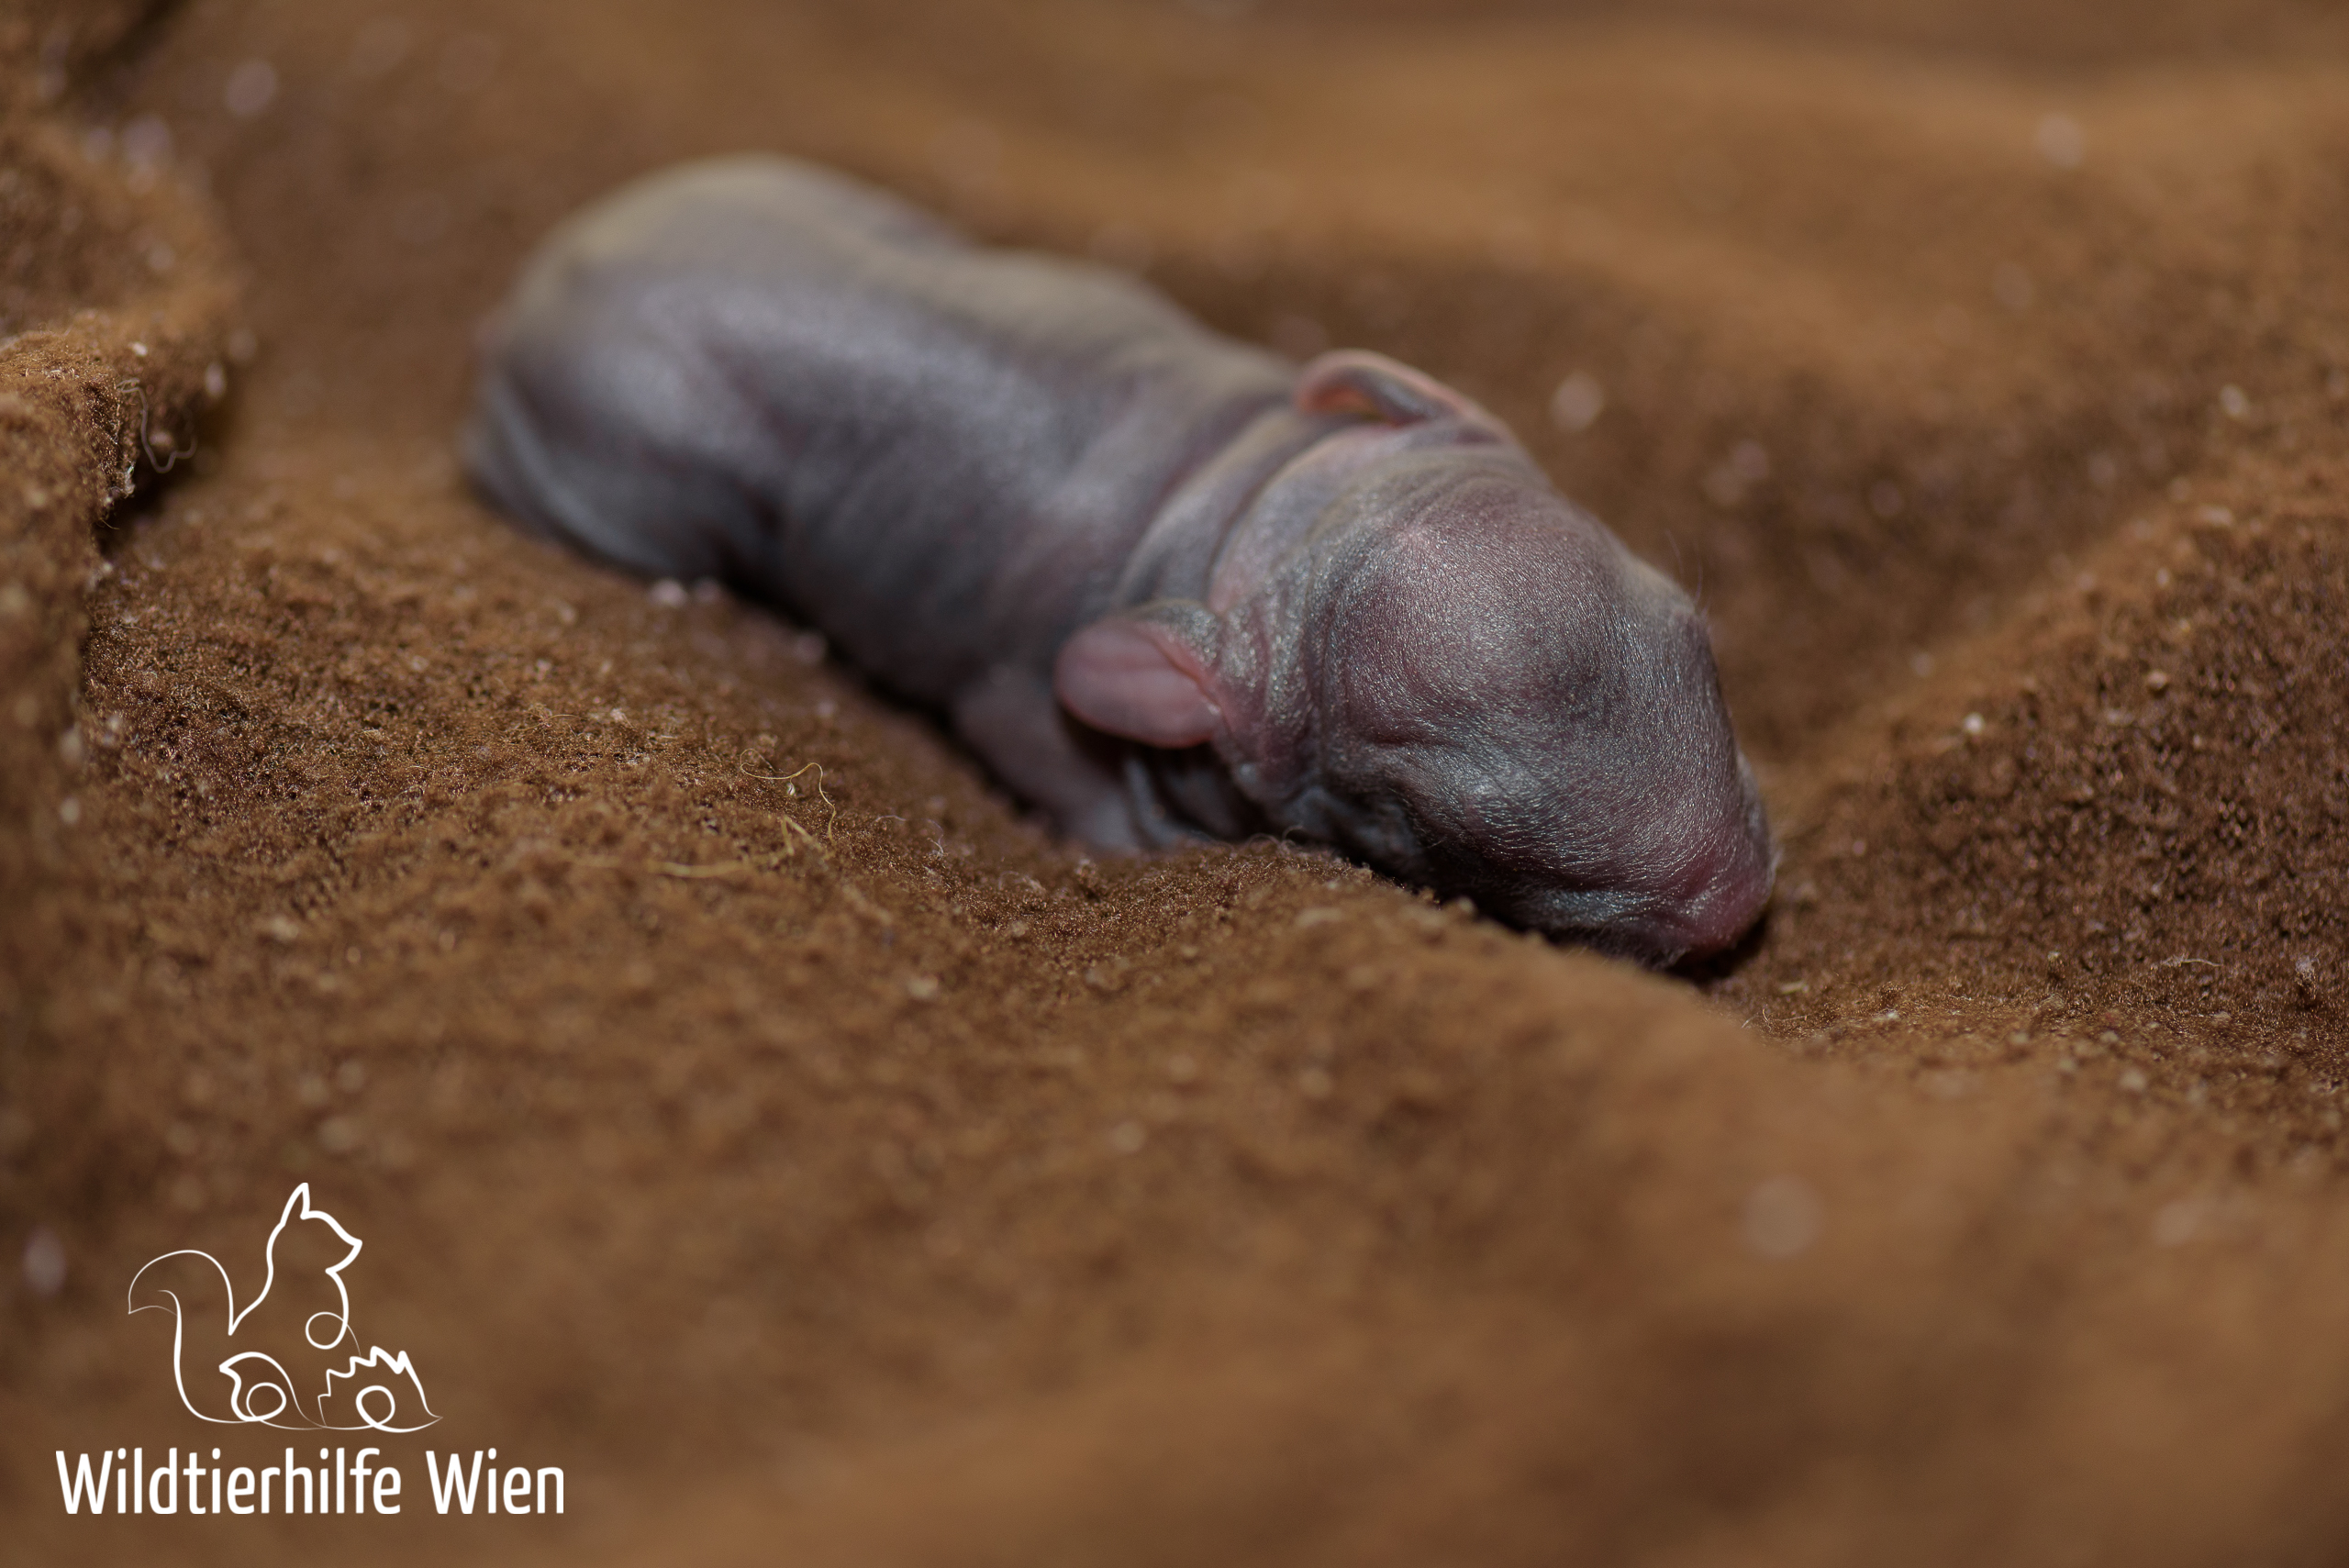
[6,2,2349,1562]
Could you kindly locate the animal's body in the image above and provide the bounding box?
[462,156,1774,962]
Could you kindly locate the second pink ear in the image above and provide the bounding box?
[1053,617,1221,748]
[1293,350,1493,428]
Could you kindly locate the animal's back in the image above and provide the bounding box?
[464,156,1292,703]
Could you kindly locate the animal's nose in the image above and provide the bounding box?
[1643,768,1776,962]
[1664,858,1773,959]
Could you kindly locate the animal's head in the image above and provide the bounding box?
[1056,351,1775,964]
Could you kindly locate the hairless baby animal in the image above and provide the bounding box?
[462,157,1775,963]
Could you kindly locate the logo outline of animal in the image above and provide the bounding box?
[128,1183,439,1433]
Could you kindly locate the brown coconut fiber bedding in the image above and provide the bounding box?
[6,0,2349,1562]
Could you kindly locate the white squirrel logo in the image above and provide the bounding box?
[128,1184,439,1432]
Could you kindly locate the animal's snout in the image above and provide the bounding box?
[1646,762,1776,962]
[1657,852,1773,961]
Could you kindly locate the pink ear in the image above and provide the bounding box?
[1294,350,1491,427]
[1054,617,1220,748]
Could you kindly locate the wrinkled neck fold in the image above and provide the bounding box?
[1108,400,1344,611]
